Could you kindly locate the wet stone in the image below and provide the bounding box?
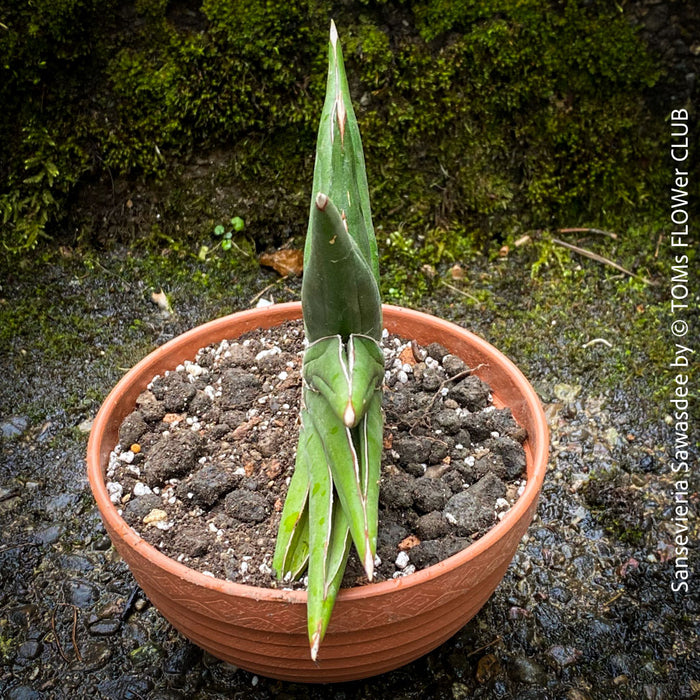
[509,656,548,685]
[97,676,154,698]
[7,605,38,628]
[535,602,564,634]
[546,644,583,668]
[7,688,42,700]
[17,640,41,660]
[81,640,113,671]
[130,640,164,668]
[164,642,202,676]
[1,415,29,439]
[45,492,79,517]
[89,618,121,636]
[63,578,98,608]
[34,523,63,544]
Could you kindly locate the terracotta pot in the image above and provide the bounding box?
[87,302,548,683]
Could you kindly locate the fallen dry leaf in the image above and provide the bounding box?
[476,653,501,684]
[151,289,172,313]
[450,264,465,280]
[260,249,304,277]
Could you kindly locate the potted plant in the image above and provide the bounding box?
[87,22,548,683]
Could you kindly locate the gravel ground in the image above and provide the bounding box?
[0,241,697,700]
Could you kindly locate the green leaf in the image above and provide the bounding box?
[302,411,352,661]
[214,224,225,236]
[272,434,311,580]
[304,20,379,284]
[231,216,245,231]
[302,193,382,343]
[302,334,384,428]
[304,388,377,581]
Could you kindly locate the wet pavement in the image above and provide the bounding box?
[0,245,697,699]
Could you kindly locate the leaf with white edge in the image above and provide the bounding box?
[303,411,352,660]
[305,388,376,580]
[302,193,381,343]
[272,435,310,580]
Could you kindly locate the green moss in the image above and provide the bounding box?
[1,0,669,255]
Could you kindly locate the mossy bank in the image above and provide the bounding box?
[3,0,694,256]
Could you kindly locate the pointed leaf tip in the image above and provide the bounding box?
[364,547,374,581]
[330,20,338,47]
[315,192,329,211]
[343,403,355,428]
[310,628,322,661]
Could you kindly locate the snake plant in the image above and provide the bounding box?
[272,20,384,661]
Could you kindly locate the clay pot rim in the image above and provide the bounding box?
[87,302,548,604]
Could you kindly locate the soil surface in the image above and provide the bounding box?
[108,321,527,588]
